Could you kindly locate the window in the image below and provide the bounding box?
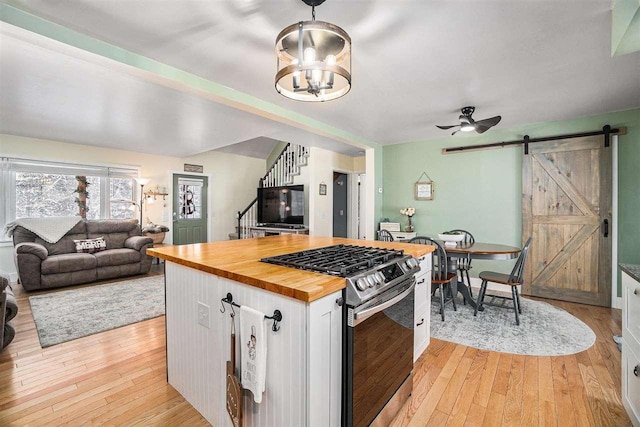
[178,177,203,219]
[110,178,135,220]
[15,173,103,219]
[1,158,138,240]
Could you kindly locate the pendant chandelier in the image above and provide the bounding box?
[275,0,351,102]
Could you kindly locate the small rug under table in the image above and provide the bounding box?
[29,275,165,348]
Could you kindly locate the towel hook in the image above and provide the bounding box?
[220,292,237,317]
[266,310,283,332]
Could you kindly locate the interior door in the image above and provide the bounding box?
[333,172,348,238]
[522,135,612,306]
[173,174,208,245]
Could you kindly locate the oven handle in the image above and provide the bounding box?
[353,282,415,326]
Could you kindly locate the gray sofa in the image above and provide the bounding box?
[13,219,154,291]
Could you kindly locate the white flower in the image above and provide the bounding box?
[400,207,415,217]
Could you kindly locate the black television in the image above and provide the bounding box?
[257,185,305,226]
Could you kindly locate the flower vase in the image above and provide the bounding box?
[405,217,415,232]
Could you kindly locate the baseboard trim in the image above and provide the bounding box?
[612,296,623,310]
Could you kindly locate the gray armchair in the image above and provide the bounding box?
[1,272,18,350]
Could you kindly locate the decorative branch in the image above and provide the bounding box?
[74,175,91,218]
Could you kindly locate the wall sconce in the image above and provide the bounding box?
[144,185,169,207]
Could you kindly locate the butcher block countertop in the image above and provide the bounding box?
[147,235,434,302]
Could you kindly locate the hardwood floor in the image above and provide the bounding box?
[0,274,630,426]
[391,298,631,427]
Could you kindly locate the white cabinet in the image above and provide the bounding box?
[390,231,417,242]
[414,255,432,362]
[307,291,343,427]
[164,262,340,427]
[623,346,640,427]
[622,269,640,426]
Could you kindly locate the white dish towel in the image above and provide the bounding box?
[240,305,267,403]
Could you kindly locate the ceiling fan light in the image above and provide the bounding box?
[275,2,351,102]
[460,123,476,132]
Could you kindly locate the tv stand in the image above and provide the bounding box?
[249,225,309,238]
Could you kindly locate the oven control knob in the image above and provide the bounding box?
[375,272,385,284]
[366,275,376,287]
[407,258,418,268]
[356,278,367,291]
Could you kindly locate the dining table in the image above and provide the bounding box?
[440,241,522,309]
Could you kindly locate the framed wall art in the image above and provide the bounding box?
[414,172,434,200]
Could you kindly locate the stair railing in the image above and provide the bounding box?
[236,143,309,238]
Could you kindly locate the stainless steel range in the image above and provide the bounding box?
[262,244,421,427]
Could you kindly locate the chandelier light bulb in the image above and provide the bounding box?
[325,54,336,86]
[312,69,322,85]
[292,59,300,89]
[304,47,316,62]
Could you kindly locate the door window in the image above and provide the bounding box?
[178,177,203,220]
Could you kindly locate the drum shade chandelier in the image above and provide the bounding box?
[275,0,351,102]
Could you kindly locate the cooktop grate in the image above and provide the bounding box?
[261,244,405,277]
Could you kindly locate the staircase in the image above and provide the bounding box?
[233,143,309,239]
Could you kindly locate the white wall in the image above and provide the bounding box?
[181,150,264,241]
[307,147,365,237]
[0,134,264,276]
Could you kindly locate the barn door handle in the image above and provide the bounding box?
[603,219,609,238]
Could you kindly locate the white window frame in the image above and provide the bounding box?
[0,157,139,241]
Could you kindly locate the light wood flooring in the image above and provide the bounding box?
[0,272,631,426]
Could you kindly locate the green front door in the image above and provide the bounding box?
[173,174,208,245]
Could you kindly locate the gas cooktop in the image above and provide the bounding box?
[260,244,405,277]
[261,244,421,306]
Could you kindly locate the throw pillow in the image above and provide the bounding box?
[74,237,107,254]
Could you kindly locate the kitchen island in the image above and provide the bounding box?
[148,235,432,427]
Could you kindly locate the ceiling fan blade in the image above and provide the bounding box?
[474,115,502,132]
[436,124,459,130]
[476,116,502,129]
[451,130,459,136]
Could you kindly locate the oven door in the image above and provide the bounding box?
[343,279,415,427]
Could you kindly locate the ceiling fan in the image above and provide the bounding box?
[436,106,502,135]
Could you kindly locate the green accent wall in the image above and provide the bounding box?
[612,0,640,56]
[375,146,385,225]
[382,108,640,297]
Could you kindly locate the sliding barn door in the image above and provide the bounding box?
[522,135,612,307]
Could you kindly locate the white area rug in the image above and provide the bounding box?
[429,293,596,356]
[385,290,596,356]
[29,275,165,348]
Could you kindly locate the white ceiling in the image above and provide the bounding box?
[1,0,639,158]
